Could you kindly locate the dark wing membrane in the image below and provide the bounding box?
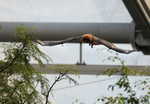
[93,37,136,54]
[37,36,82,46]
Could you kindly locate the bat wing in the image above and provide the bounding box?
[93,37,136,54]
[36,36,82,46]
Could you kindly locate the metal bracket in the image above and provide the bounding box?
[76,43,86,65]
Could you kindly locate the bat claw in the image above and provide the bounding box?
[89,42,93,48]
[91,42,94,48]
[91,44,93,48]
[36,40,45,46]
[126,49,137,54]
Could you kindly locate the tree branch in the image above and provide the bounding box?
[45,70,68,104]
[22,81,39,104]
[0,41,27,73]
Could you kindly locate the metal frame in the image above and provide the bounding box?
[123,0,150,54]
[123,0,150,31]
[33,64,150,75]
[0,22,133,43]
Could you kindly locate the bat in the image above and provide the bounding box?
[36,33,136,54]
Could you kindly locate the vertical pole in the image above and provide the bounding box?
[79,43,82,64]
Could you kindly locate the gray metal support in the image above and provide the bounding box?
[33,64,150,75]
[76,43,86,65]
[79,43,82,64]
[122,0,150,31]
[0,22,134,43]
[122,0,150,54]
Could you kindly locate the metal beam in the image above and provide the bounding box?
[33,64,150,75]
[123,0,150,54]
[122,0,150,31]
[0,22,133,43]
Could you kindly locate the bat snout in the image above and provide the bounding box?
[82,38,90,43]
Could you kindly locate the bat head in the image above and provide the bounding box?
[82,34,93,43]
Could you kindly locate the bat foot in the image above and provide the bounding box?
[91,44,93,48]
[89,43,91,46]
[89,41,93,48]
[89,43,93,48]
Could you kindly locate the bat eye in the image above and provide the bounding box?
[83,38,90,43]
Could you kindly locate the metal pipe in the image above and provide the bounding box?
[0,22,133,43]
[33,64,150,75]
[79,43,82,64]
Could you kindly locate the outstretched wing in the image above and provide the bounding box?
[93,37,136,54]
[36,36,82,46]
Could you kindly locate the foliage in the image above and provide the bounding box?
[96,54,150,104]
[0,24,79,104]
[72,99,85,104]
[42,65,79,104]
[0,24,51,104]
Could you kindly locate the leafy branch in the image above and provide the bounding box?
[0,37,26,72]
[100,54,150,76]
[96,54,150,104]
[0,24,51,104]
[43,65,79,104]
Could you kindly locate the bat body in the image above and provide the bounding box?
[36,34,136,54]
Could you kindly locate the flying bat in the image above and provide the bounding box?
[36,34,136,54]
